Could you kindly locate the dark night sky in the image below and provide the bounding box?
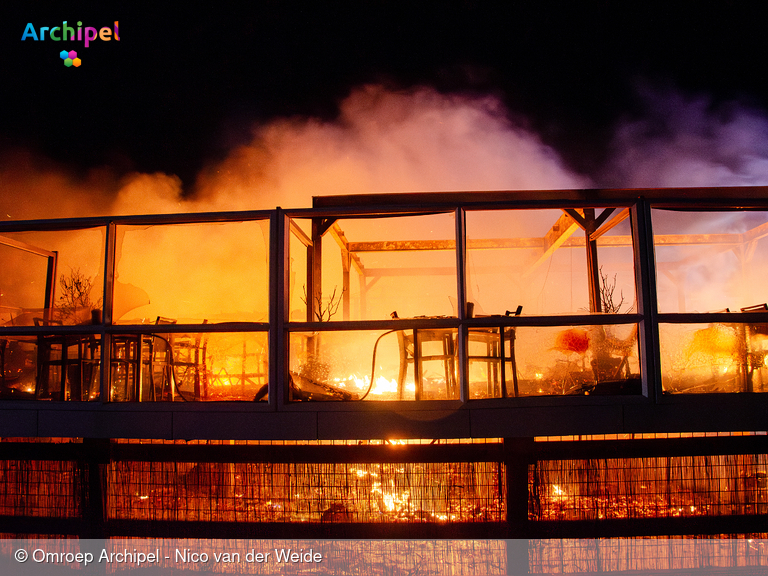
[3,1,767,189]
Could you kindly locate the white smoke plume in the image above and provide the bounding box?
[0,85,588,219]
[194,85,588,210]
[600,87,768,188]
[4,84,768,220]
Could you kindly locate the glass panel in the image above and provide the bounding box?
[502,324,641,398]
[109,331,268,402]
[288,227,309,321]
[0,333,101,401]
[466,208,635,316]
[290,328,459,401]
[0,228,105,326]
[114,220,269,324]
[660,322,768,393]
[652,210,768,313]
[290,323,640,401]
[289,213,457,322]
[0,243,49,324]
[0,336,38,399]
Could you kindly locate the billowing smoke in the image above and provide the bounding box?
[5,84,768,219]
[0,148,184,221]
[0,85,587,219]
[194,85,588,210]
[599,87,768,188]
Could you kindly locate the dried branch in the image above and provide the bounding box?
[57,268,101,323]
[301,284,346,322]
[599,266,625,314]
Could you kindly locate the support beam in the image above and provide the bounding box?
[584,209,602,313]
[0,233,56,258]
[289,219,312,247]
[329,223,365,276]
[744,219,768,244]
[522,211,580,278]
[590,207,628,241]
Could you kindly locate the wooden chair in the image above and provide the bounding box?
[466,325,519,398]
[396,328,457,400]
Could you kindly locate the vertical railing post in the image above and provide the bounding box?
[100,222,116,403]
[270,209,287,408]
[80,438,109,538]
[455,207,468,402]
[631,199,661,401]
[504,437,534,574]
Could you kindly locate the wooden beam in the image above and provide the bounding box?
[583,208,602,313]
[349,238,546,251]
[592,207,616,232]
[590,207,629,241]
[744,219,768,244]
[329,222,365,275]
[347,233,745,252]
[350,239,456,252]
[522,212,581,278]
[563,208,588,230]
[653,232,741,246]
[0,233,56,258]
[316,218,336,237]
[289,219,312,247]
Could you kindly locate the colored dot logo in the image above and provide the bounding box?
[59,50,81,67]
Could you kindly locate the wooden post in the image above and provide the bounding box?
[504,437,534,538]
[80,438,109,538]
[310,219,323,322]
[584,209,602,313]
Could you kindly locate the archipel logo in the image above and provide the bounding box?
[21,21,120,67]
[60,50,81,68]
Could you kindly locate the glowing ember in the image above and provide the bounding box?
[343,374,408,396]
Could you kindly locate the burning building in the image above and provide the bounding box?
[0,186,767,547]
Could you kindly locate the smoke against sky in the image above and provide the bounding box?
[599,88,768,188]
[2,84,768,220]
[193,85,588,210]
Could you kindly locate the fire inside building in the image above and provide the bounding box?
[0,187,767,549]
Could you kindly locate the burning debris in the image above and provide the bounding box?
[107,460,505,524]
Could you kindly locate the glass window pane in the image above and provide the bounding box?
[290,328,459,401]
[109,331,268,402]
[0,228,105,326]
[114,221,269,324]
[1,333,101,401]
[660,322,767,393]
[652,210,768,313]
[290,213,457,322]
[473,323,641,398]
[466,209,635,316]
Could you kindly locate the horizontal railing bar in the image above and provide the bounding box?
[0,441,505,462]
[0,210,274,232]
[657,312,768,324]
[528,515,768,538]
[288,314,642,332]
[528,435,768,461]
[0,322,270,336]
[102,520,508,539]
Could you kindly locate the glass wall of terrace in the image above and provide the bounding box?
[1,188,768,416]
